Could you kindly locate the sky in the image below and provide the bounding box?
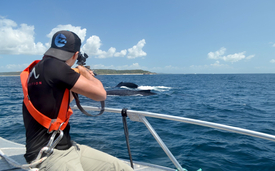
[1,0,275,74]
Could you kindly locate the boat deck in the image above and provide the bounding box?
[0,137,174,171]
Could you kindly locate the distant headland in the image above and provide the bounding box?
[92,69,156,75]
[0,69,156,76]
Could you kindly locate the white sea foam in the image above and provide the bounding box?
[137,86,171,92]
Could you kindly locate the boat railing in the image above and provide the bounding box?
[72,105,275,171]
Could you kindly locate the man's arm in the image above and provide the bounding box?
[70,65,106,101]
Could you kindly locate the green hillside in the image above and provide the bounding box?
[93,69,155,75]
[0,70,156,76]
[0,71,21,76]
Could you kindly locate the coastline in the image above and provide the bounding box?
[0,72,21,77]
[0,70,156,76]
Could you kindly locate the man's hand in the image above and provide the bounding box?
[71,65,106,101]
[77,65,95,79]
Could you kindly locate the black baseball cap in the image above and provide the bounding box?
[44,30,81,61]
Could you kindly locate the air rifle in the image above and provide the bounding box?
[72,52,104,116]
[73,52,97,76]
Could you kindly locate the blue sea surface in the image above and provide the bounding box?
[1,74,275,171]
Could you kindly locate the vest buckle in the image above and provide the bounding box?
[47,119,64,134]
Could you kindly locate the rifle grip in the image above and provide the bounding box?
[72,68,79,73]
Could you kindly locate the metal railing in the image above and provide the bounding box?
[72,105,275,171]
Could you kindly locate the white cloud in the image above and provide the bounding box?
[270,59,275,63]
[208,47,254,63]
[210,61,224,67]
[164,65,181,70]
[48,25,145,59]
[97,47,116,59]
[0,17,46,55]
[91,63,143,70]
[190,64,209,69]
[0,63,29,71]
[127,39,147,59]
[82,35,113,58]
[221,52,246,62]
[0,17,147,60]
[246,55,255,60]
[115,63,142,70]
[190,61,230,69]
[114,49,127,57]
[92,64,115,69]
[82,35,102,56]
[82,35,129,59]
[208,47,226,60]
[83,38,147,59]
[0,18,87,55]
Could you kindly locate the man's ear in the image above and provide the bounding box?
[73,52,79,60]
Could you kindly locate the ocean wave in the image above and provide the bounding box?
[137,85,171,91]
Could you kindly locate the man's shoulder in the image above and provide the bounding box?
[42,57,70,72]
[41,57,79,87]
[43,57,66,66]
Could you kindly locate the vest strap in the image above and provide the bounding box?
[20,60,73,132]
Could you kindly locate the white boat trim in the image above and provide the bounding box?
[72,105,275,170]
[2,105,275,171]
[73,105,275,142]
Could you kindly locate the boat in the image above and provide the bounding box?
[2,105,275,171]
[0,136,174,171]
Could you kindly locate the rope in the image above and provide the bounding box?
[0,149,41,170]
[0,130,63,171]
[72,92,105,116]
[121,108,134,169]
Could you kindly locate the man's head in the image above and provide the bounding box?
[44,30,81,61]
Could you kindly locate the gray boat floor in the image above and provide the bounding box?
[0,137,174,171]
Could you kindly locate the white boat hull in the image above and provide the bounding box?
[0,137,174,171]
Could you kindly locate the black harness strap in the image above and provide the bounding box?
[72,92,105,116]
[121,108,134,169]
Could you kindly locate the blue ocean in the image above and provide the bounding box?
[1,74,275,171]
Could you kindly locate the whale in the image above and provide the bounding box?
[115,82,138,89]
[107,89,156,96]
[107,82,156,96]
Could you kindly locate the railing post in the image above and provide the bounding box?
[138,115,186,171]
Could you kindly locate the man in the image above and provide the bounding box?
[21,30,133,171]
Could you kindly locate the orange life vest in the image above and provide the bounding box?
[20,60,73,133]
